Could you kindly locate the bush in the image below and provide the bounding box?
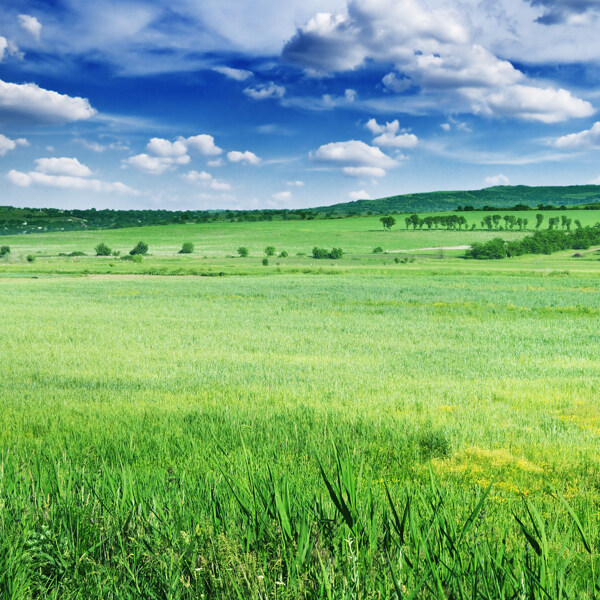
[69,251,86,257]
[0,245,10,257]
[129,241,148,255]
[465,238,507,259]
[237,247,249,257]
[95,242,111,256]
[26,255,35,263]
[264,246,275,256]
[279,250,288,258]
[262,258,269,266]
[179,242,194,254]
[373,247,383,253]
[312,247,344,259]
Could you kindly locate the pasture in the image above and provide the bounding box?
[1,216,600,598]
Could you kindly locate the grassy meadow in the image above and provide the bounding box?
[2,213,600,598]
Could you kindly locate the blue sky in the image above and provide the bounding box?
[1,0,600,210]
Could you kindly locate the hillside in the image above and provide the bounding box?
[314,185,600,215]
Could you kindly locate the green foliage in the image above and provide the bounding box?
[129,241,148,255]
[312,247,343,259]
[68,251,86,257]
[120,254,142,263]
[380,215,396,230]
[237,246,249,257]
[179,242,194,254]
[465,237,507,259]
[95,242,112,256]
[262,257,269,266]
[26,254,35,262]
[264,245,276,256]
[373,246,383,253]
[279,250,288,257]
[0,245,9,257]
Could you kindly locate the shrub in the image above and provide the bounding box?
[95,242,112,256]
[132,254,143,263]
[0,245,10,257]
[262,258,269,266]
[120,255,135,261]
[179,242,194,254]
[373,247,383,253]
[312,247,344,259]
[264,246,275,256]
[237,247,249,257]
[129,241,148,255]
[69,251,86,257]
[279,250,288,258]
[329,247,344,259]
[26,255,36,263]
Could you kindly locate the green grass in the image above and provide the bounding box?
[2,266,600,597]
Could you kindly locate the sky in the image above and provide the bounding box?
[1,0,600,210]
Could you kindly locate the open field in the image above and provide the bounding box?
[2,218,600,598]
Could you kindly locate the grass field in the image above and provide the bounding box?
[2,216,600,598]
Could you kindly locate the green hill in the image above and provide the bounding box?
[314,185,600,215]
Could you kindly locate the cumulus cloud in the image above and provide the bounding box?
[552,121,600,149]
[125,134,222,174]
[311,140,396,176]
[243,82,285,100]
[184,170,231,190]
[349,189,371,200]
[227,150,261,165]
[7,157,137,194]
[35,157,92,177]
[282,0,592,123]
[18,15,42,41]
[213,66,253,80]
[0,79,96,124]
[366,118,418,148]
[0,134,28,156]
[483,174,510,186]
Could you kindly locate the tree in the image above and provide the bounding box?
[130,241,148,255]
[380,216,396,231]
[95,242,112,256]
[264,246,276,256]
[237,246,249,257]
[0,245,10,257]
[535,214,544,229]
[179,242,194,254]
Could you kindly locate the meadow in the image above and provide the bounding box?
[1,215,600,598]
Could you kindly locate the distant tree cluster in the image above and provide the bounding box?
[405,214,469,230]
[465,226,600,259]
[312,247,344,259]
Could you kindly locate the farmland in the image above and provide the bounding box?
[1,214,600,598]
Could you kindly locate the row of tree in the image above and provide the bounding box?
[465,225,600,259]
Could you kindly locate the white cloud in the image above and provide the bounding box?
[243,82,286,100]
[441,123,451,131]
[0,79,96,124]
[344,88,357,102]
[466,84,594,124]
[7,169,137,195]
[272,190,292,201]
[35,157,92,177]
[207,158,224,167]
[483,174,510,186]
[349,189,371,200]
[287,180,304,186]
[343,166,386,177]
[0,134,28,156]
[18,15,42,41]
[184,170,231,190]
[125,133,222,174]
[227,150,261,165]
[552,121,600,149]
[146,137,188,158]
[311,140,396,170]
[366,119,418,148]
[183,134,222,155]
[213,66,253,81]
